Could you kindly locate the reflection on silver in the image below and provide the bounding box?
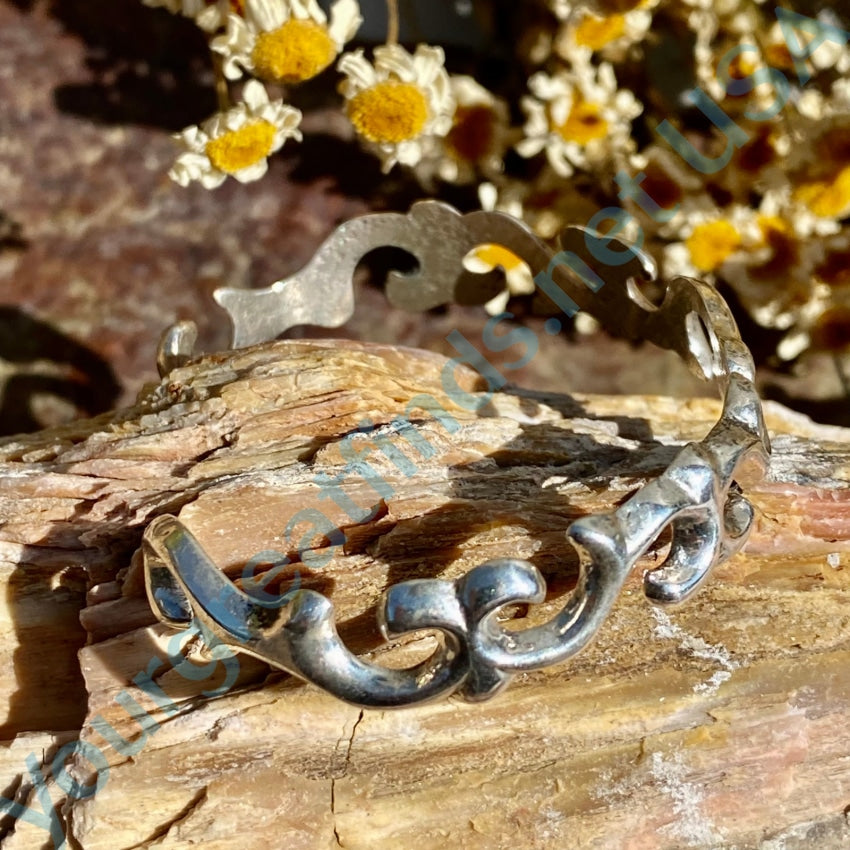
[146,201,770,708]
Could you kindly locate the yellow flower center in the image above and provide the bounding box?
[758,215,791,238]
[725,53,758,82]
[251,19,337,83]
[793,165,850,219]
[347,80,430,144]
[573,13,626,50]
[758,215,790,236]
[686,220,742,272]
[205,120,276,174]
[764,41,794,69]
[473,244,524,271]
[551,98,609,145]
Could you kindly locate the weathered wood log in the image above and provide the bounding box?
[0,338,849,849]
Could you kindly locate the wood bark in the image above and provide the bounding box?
[0,338,849,849]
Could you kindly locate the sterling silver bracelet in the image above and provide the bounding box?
[142,201,770,708]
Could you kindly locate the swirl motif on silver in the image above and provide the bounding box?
[145,201,770,708]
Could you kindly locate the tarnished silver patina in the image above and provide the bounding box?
[144,201,770,708]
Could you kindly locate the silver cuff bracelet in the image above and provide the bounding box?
[142,201,771,708]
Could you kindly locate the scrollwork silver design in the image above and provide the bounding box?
[145,201,770,708]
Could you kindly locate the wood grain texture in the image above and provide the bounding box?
[0,339,849,849]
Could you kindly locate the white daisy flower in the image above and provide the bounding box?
[142,0,244,32]
[687,2,765,77]
[696,32,761,112]
[169,79,302,189]
[415,75,512,186]
[338,44,455,173]
[783,117,850,222]
[662,204,760,280]
[696,24,818,121]
[466,182,536,316]
[664,196,842,357]
[665,192,836,337]
[721,194,833,331]
[554,1,657,65]
[516,62,642,177]
[760,184,841,239]
[211,0,362,84]
[810,179,850,224]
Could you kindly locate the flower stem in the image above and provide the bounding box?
[386,0,399,45]
[212,52,231,112]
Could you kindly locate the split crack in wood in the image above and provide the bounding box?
[331,709,364,849]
